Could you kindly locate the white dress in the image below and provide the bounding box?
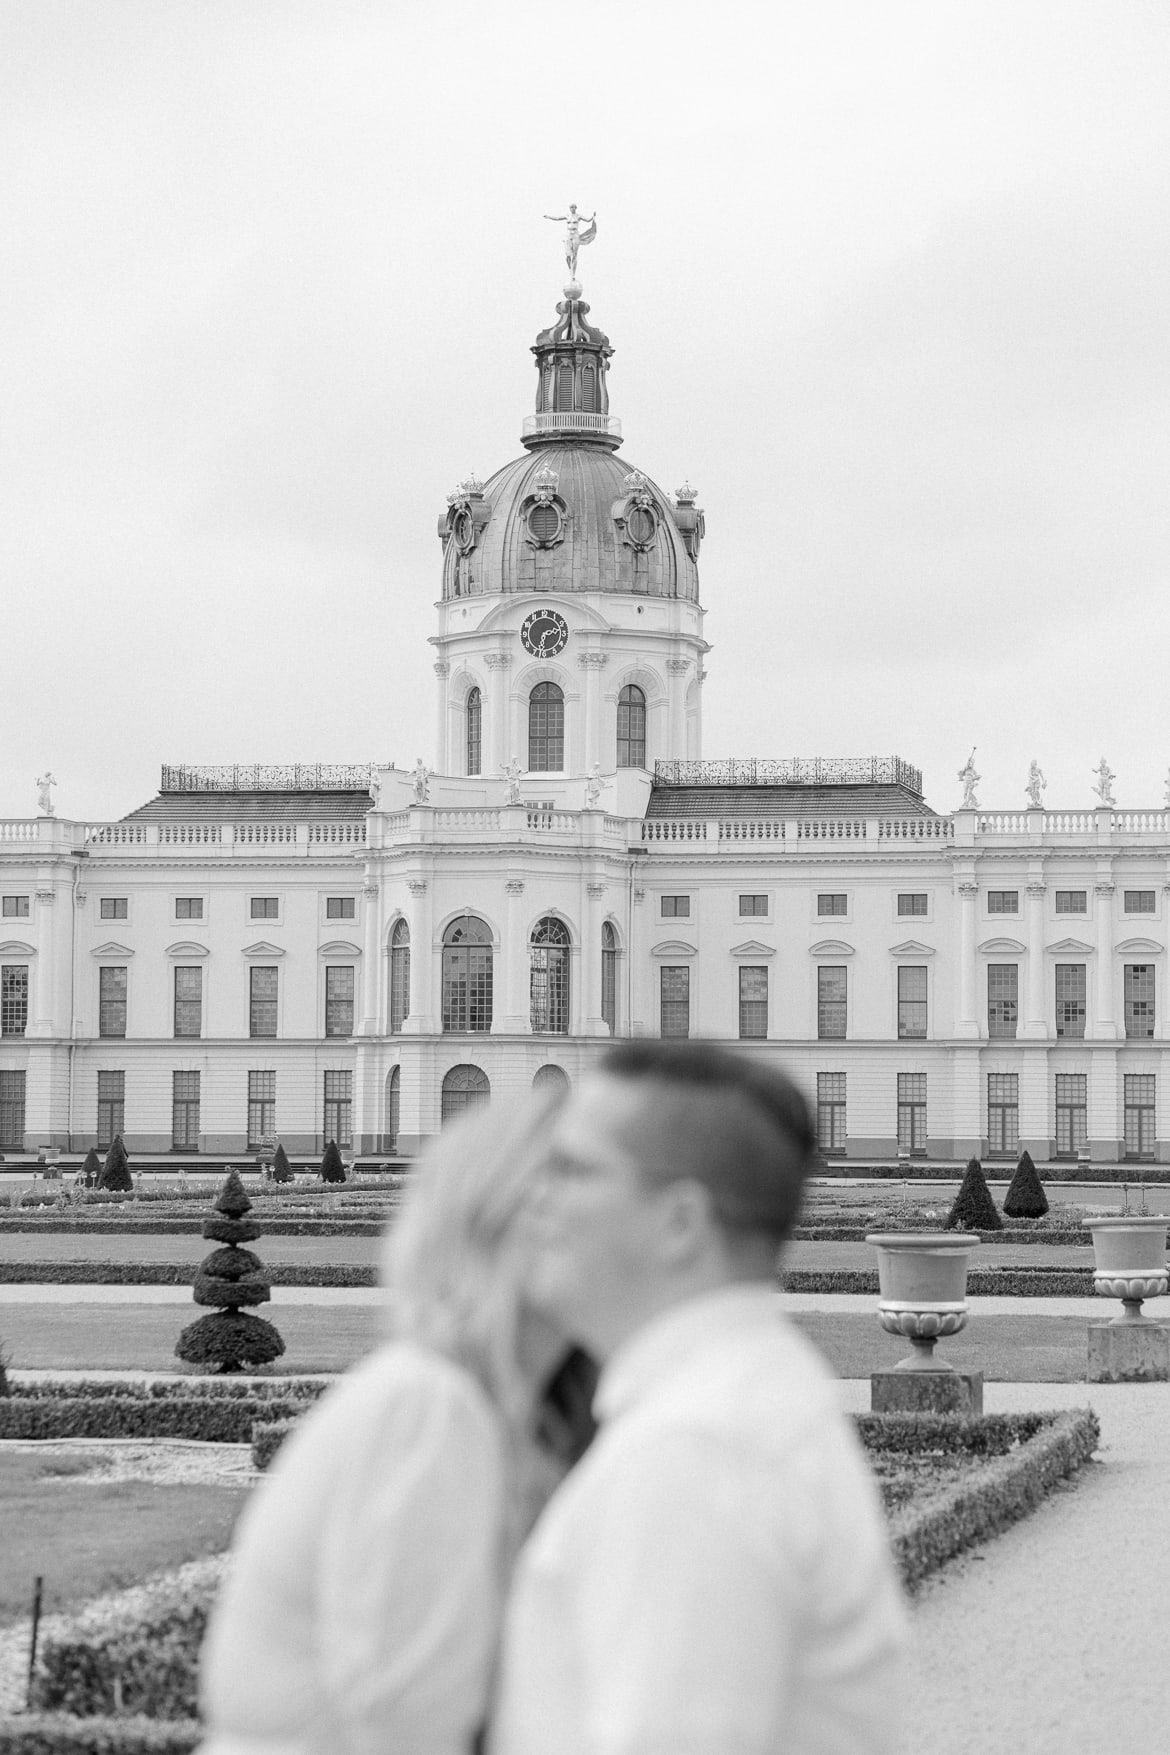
[198,1341,506,1755]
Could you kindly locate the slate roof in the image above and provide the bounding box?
[645,784,939,821]
[122,790,373,824]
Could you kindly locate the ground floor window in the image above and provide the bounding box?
[0,1070,25,1148]
[323,1070,353,1149]
[738,966,768,1039]
[987,1073,1019,1157]
[1054,1073,1087,1158]
[1124,1073,1155,1160]
[601,923,617,1034]
[386,1065,400,1152]
[897,1072,927,1154]
[172,1071,200,1150]
[247,1070,275,1149]
[97,1070,125,1150]
[660,966,690,1038]
[817,1073,846,1155]
[441,1063,490,1122]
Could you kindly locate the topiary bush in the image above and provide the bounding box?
[270,1142,293,1184]
[0,1337,10,1397]
[98,1135,133,1193]
[174,1169,284,1372]
[80,1146,101,1189]
[320,1139,346,1183]
[1003,1148,1049,1219]
[944,1157,1003,1232]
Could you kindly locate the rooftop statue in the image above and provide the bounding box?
[1092,757,1115,807]
[1025,759,1046,809]
[544,204,597,280]
[36,771,57,816]
[957,749,979,810]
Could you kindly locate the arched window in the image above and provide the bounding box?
[442,914,493,1033]
[531,916,570,1034]
[441,1064,490,1122]
[617,684,646,769]
[557,363,574,410]
[533,1064,569,1093]
[386,1065,400,1152]
[529,682,564,771]
[389,919,410,1033]
[602,921,618,1034]
[581,364,597,413]
[466,687,482,776]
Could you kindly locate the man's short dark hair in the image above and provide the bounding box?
[595,1041,817,1245]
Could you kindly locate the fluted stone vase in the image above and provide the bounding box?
[865,1232,980,1372]
[1086,1216,1169,1324]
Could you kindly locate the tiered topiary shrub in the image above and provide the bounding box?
[1003,1148,1049,1219]
[80,1146,101,1188]
[320,1140,346,1183]
[944,1156,1003,1232]
[175,1169,284,1373]
[270,1142,294,1184]
[99,1134,133,1193]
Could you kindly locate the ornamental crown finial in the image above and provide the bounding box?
[674,481,698,504]
[533,464,560,503]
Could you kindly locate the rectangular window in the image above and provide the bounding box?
[1055,891,1087,914]
[1124,1073,1156,1160]
[988,964,1019,1038]
[987,891,1018,915]
[325,966,355,1037]
[172,1071,200,1150]
[1055,1073,1087,1158]
[323,1069,352,1149]
[0,1069,26,1149]
[738,895,768,917]
[1,965,28,1037]
[897,966,927,1039]
[250,897,279,920]
[817,894,847,917]
[175,898,203,920]
[247,1070,276,1150]
[98,966,127,1038]
[988,1073,1019,1157]
[100,898,128,920]
[250,966,278,1038]
[817,966,847,1039]
[897,893,928,917]
[173,967,202,1038]
[97,1070,125,1149]
[897,1072,927,1154]
[1,896,29,918]
[660,966,690,1038]
[817,1072,846,1155]
[326,897,356,920]
[1055,964,1086,1038]
[660,896,690,918]
[738,967,768,1039]
[1124,891,1156,914]
[1124,964,1155,1039]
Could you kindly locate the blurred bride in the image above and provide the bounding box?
[197,1091,594,1755]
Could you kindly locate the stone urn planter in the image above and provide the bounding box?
[865,1232,980,1371]
[1085,1216,1169,1323]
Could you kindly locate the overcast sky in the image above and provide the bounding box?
[3,1,1168,821]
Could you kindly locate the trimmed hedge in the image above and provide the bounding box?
[792,1225,1090,1245]
[0,1391,310,1441]
[782,1266,1096,1296]
[7,1377,325,1401]
[858,1408,1100,1591]
[0,1261,379,1287]
[252,1415,299,1470]
[0,1218,387,1236]
[818,1162,1170,1182]
[0,1717,200,1753]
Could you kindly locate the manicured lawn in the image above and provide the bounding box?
[0,1301,381,1372]
[0,1453,248,1625]
[794,1311,1089,1382]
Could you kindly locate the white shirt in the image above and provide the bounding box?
[491,1285,908,1755]
[199,1341,505,1755]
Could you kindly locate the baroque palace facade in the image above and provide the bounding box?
[3,273,1170,1164]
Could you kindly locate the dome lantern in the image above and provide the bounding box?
[522,291,622,451]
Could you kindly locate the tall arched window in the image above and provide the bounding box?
[442,915,493,1032]
[602,921,618,1034]
[531,916,570,1034]
[581,364,597,412]
[466,687,482,775]
[441,1064,490,1121]
[529,682,564,771]
[386,1065,400,1152]
[533,1064,569,1093]
[617,684,646,769]
[389,919,410,1033]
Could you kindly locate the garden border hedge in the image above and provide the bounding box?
[0,1392,311,1442]
[783,1266,1096,1296]
[0,1716,200,1753]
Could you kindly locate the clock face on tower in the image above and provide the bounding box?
[520,608,569,658]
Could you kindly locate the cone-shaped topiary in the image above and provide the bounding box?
[1003,1148,1049,1219]
[81,1147,101,1188]
[99,1134,133,1193]
[175,1168,284,1372]
[270,1142,293,1184]
[944,1156,1003,1232]
[321,1140,346,1183]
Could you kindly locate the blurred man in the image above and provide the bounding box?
[491,1040,907,1755]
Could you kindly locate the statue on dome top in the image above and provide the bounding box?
[544,204,597,280]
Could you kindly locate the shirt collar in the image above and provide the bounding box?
[595,1283,781,1424]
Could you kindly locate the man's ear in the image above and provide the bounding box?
[655,1176,715,1266]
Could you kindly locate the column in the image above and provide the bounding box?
[628,876,649,1037]
[401,878,435,1034]
[1092,880,1117,1040]
[665,659,690,762]
[484,652,512,776]
[954,882,979,1038]
[577,652,608,773]
[358,878,381,1035]
[498,878,528,1034]
[433,662,450,772]
[1022,881,1047,1039]
[582,881,607,1034]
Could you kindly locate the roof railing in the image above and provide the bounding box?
[653,757,924,795]
[521,412,622,439]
